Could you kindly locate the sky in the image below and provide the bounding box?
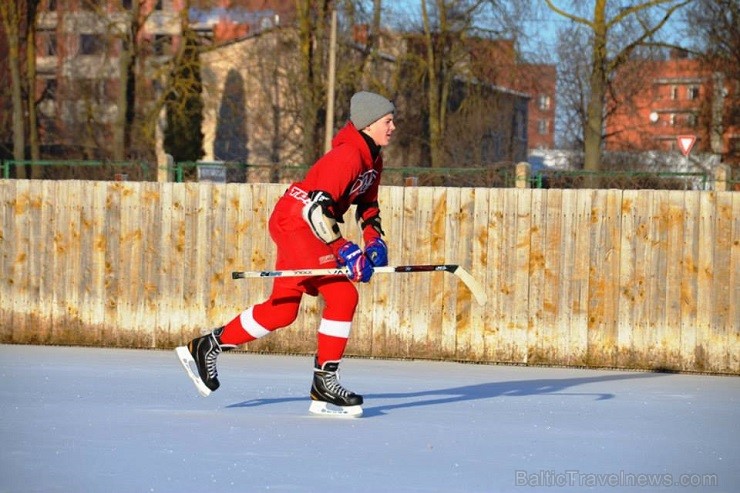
[378,1,694,64]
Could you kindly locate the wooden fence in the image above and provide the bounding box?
[1,180,737,374]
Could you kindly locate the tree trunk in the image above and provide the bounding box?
[114,0,139,162]
[583,0,608,176]
[421,0,444,168]
[26,0,41,177]
[296,0,330,165]
[1,0,27,177]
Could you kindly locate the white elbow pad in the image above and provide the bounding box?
[302,191,342,244]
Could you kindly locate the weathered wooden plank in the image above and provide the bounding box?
[80,181,107,344]
[569,189,592,365]
[585,189,621,367]
[410,186,435,357]
[695,192,717,372]
[442,187,461,358]
[468,187,489,358]
[679,191,699,370]
[140,182,162,346]
[166,183,189,339]
[711,191,734,372]
[25,181,47,341]
[428,186,453,357]
[729,192,740,372]
[511,188,531,363]
[540,188,566,364]
[644,190,669,368]
[617,190,638,367]
[11,180,31,340]
[0,181,12,337]
[55,181,82,342]
[229,181,254,337]
[660,190,687,370]
[373,185,406,357]
[178,183,203,333]
[154,182,174,345]
[453,188,476,359]
[484,188,506,360]
[101,182,119,342]
[205,184,227,325]
[36,181,56,341]
[526,189,546,364]
[396,185,419,357]
[220,183,246,325]
[558,189,580,365]
[119,182,146,344]
[629,189,655,368]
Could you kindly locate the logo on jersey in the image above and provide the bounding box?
[350,169,378,197]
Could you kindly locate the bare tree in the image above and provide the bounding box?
[683,0,739,164]
[25,0,40,172]
[0,0,27,176]
[295,0,333,165]
[544,0,692,173]
[419,0,490,168]
[112,0,142,162]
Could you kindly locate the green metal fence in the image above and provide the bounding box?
[533,169,711,190]
[1,158,736,190]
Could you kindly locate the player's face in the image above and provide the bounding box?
[364,114,395,147]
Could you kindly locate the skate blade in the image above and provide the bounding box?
[175,346,212,397]
[308,400,363,418]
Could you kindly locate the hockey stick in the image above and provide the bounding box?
[232,264,487,306]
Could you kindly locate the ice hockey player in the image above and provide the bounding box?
[176,91,396,417]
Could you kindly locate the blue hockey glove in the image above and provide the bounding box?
[364,237,388,267]
[337,242,373,283]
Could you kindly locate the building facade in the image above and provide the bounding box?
[3,1,533,175]
[469,39,557,151]
[605,50,738,165]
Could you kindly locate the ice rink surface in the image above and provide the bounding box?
[0,344,738,493]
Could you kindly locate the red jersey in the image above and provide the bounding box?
[292,121,383,226]
[269,122,384,272]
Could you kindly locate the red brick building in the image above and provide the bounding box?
[605,50,738,164]
[469,39,557,151]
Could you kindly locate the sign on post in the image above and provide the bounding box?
[677,135,696,157]
[197,164,227,183]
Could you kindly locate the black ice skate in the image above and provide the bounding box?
[309,358,364,418]
[175,327,235,397]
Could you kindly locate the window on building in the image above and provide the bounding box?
[481,132,503,162]
[39,31,57,56]
[121,0,132,8]
[80,34,105,55]
[731,104,740,126]
[731,138,740,155]
[538,95,550,111]
[670,85,678,100]
[43,79,57,101]
[153,35,170,56]
[47,0,56,10]
[687,113,697,127]
[155,0,164,10]
[515,110,527,141]
[78,79,107,100]
[687,86,700,100]
[669,113,676,126]
[537,119,549,135]
[80,0,103,10]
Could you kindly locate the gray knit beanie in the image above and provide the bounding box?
[350,91,395,130]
